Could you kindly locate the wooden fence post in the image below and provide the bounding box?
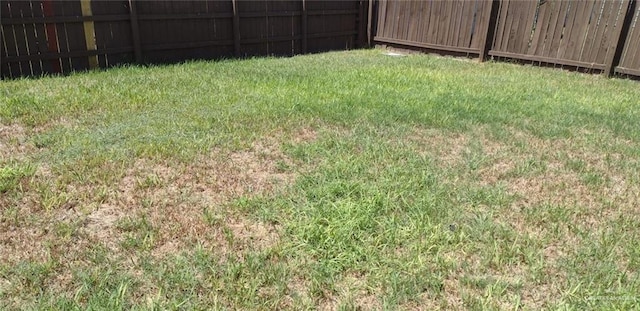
[232,0,241,57]
[128,0,142,63]
[302,0,308,53]
[606,0,635,76]
[479,0,499,62]
[80,0,99,69]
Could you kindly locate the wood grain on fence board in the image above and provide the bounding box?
[488,0,630,71]
[617,4,640,74]
[375,0,491,55]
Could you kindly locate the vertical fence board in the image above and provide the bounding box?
[92,0,133,68]
[617,3,640,73]
[466,0,481,48]
[529,0,549,55]
[557,2,581,59]
[546,1,568,58]
[595,1,619,64]
[519,0,538,53]
[493,0,509,51]
[407,1,417,42]
[430,0,441,45]
[477,0,491,48]
[64,1,90,71]
[0,2,11,77]
[585,1,608,61]
[438,0,452,46]
[580,0,604,61]
[569,1,595,60]
[450,0,463,47]
[416,0,428,42]
[10,1,31,75]
[603,0,631,75]
[36,0,56,74]
[504,0,523,53]
[22,1,42,76]
[385,0,395,39]
[393,1,407,38]
[31,0,49,74]
[0,24,8,77]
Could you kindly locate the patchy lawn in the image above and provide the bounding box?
[1,49,640,310]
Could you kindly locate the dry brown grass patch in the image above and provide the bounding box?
[407,128,469,167]
[334,273,380,310]
[506,169,595,208]
[83,138,296,259]
[1,132,299,289]
[0,123,34,160]
[0,226,51,264]
[292,127,319,144]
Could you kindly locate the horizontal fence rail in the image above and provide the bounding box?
[1,0,368,78]
[374,0,640,78]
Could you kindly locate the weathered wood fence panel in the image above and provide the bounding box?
[134,0,235,63]
[6,0,640,79]
[1,0,93,77]
[374,0,493,56]
[92,1,135,68]
[374,0,640,78]
[616,1,640,75]
[489,0,630,72]
[1,0,368,79]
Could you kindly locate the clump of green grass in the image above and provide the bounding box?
[0,162,34,193]
[1,49,640,310]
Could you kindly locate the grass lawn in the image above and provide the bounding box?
[1,49,640,310]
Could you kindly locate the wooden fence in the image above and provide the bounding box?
[375,0,640,77]
[374,0,494,59]
[5,0,640,79]
[1,0,368,78]
[489,0,631,74]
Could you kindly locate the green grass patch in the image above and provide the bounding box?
[1,49,639,310]
[0,162,34,193]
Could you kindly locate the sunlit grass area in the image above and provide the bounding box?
[1,49,640,310]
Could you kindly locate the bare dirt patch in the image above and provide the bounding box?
[84,205,124,251]
[0,225,51,264]
[407,128,469,167]
[292,127,319,144]
[507,169,595,208]
[329,273,380,311]
[225,216,280,251]
[441,276,465,310]
[0,123,34,160]
[408,127,511,172]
